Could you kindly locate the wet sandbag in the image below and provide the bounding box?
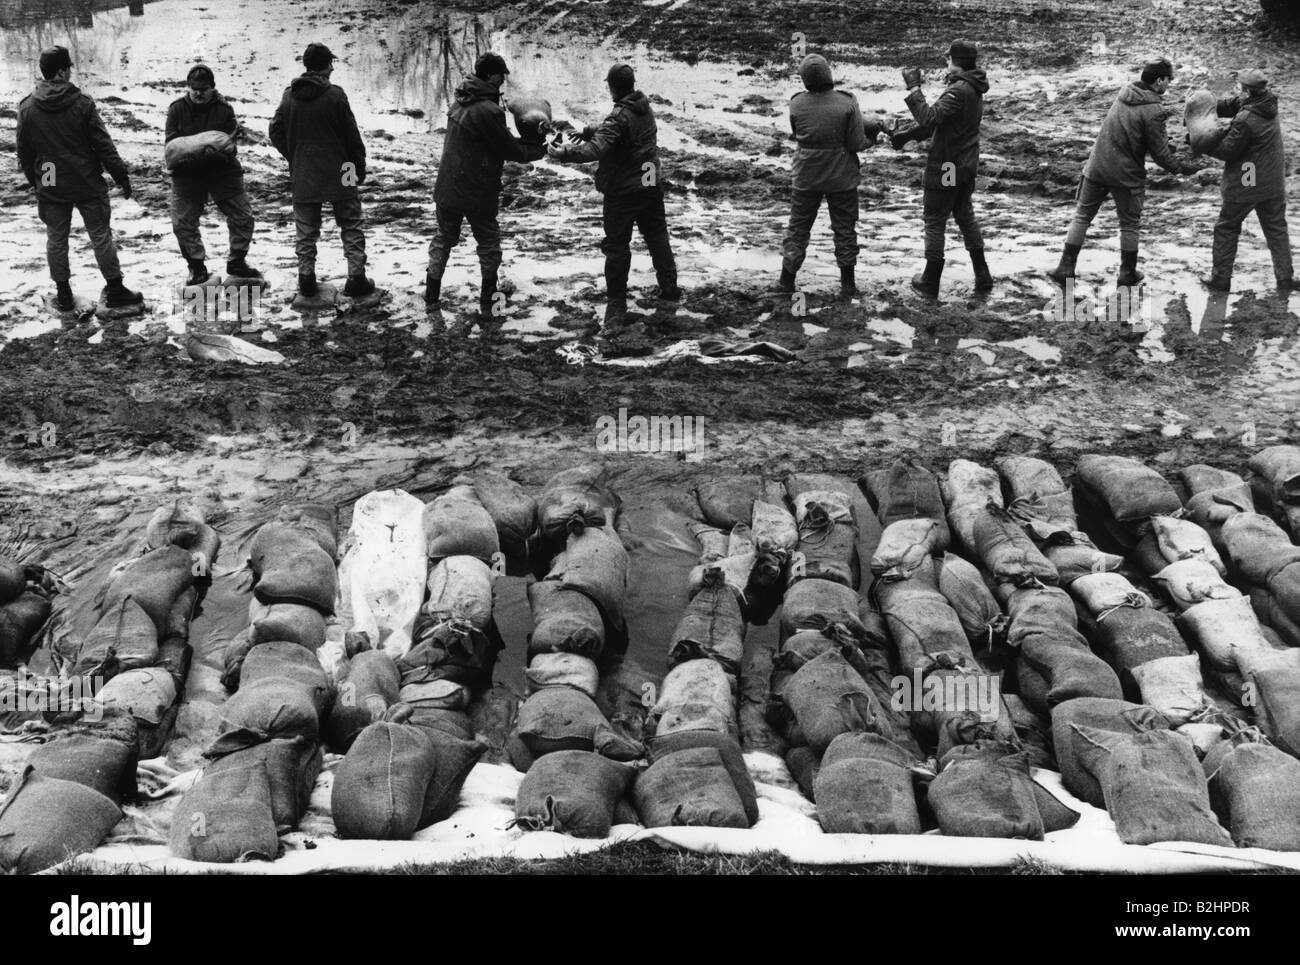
[996,454,1077,533]
[1078,727,1231,847]
[929,744,1044,840]
[102,545,197,635]
[1042,533,1124,586]
[249,522,338,614]
[937,552,1006,646]
[527,580,604,658]
[871,519,940,581]
[875,571,974,673]
[205,736,322,832]
[792,513,859,589]
[547,521,628,647]
[516,686,642,759]
[0,590,51,668]
[213,675,320,753]
[331,721,437,839]
[863,458,951,550]
[814,732,920,834]
[470,471,537,556]
[1208,741,1300,851]
[647,730,758,825]
[145,500,221,563]
[1150,515,1226,575]
[1153,558,1240,611]
[1248,445,1300,521]
[405,705,474,742]
[275,502,338,558]
[780,578,873,644]
[0,559,26,605]
[1251,587,1300,647]
[74,595,158,676]
[327,649,401,750]
[1220,512,1300,586]
[972,503,1058,586]
[751,499,799,555]
[1052,697,1170,807]
[97,667,178,726]
[537,464,621,546]
[514,750,634,838]
[1018,635,1123,712]
[1180,463,1254,503]
[1184,89,1230,155]
[695,475,765,530]
[786,745,819,798]
[1001,582,1080,637]
[420,731,487,825]
[1130,654,1208,726]
[667,580,745,674]
[1092,605,1190,685]
[1236,648,1300,756]
[399,678,471,712]
[1185,492,1252,555]
[398,614,502,689]
[28,719,139,802]
[525,652,599,697]
[0,766,123,874]
[423,485,500,563]
[633,746,749,829]
[169,758,279,862]
[652,658,737,738]
[249,601,327,651]
[780,648,885,756]
[1268,560,1300,628]
[941,459,1004,553]
[239,641,331,716]
[1075,455,1182,528]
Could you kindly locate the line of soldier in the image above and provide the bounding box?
[13,40,1298,323]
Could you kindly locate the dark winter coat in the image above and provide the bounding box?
[1081,81,1183,188]
[1214,90,1286,204]
[269,73,366,203]
[165,94,243,202]
[566,90,663,195]
[904,68,989,189]
[788,88,868,193]
[433,76,545,212]
[16,79,129,202]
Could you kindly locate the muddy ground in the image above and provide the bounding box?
[2,0,1300,767]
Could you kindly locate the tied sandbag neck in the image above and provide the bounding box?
[1095,591,1149,623]
[795,503,835,547]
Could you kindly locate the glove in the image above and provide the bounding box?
[902,67,922,90]
[118,177,133,200]
[890,128,915,150]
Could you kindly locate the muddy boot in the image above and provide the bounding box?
[298,272,318,297]
[226,256,262,280]
[1046,243,1080,286]
[424,271,443,305]
[970,250,993,292]
[774,268,797,293]
[479,270,499,318]
[186,259,211,286]
[103,277,144,308]
[1276,276,1300,292]
[605,295,628,325]
[54,281,75,312]
[656,271,683,302]
[343,274,376,297]
[1116,250,1144,287]
[1202,274,1231,293]
[911,258,943,297]
[839,265,858,297]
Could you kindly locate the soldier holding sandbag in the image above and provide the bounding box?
[165,64,260,286]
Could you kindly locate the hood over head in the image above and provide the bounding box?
[947,68,989,94]
[31,78,81,111]
[290,71,332,101]
[455,75,502,105]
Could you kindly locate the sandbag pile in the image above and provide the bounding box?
[1074,455,1183,551]
[1248,445,1300,541]
[1221,512,1300,649]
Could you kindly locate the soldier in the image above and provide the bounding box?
[16,45,143,310]
[270,43,373,298]
[1202,69,1298,292]
[549,63,680,320]
[775,53,869,298]
[165,64,260,285]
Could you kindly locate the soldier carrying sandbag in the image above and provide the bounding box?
[1047,58,1200,289]
[1200,69,1299,293]
[425,53,546,317]
[165,64,260,286]
[270,43,374,299]
[549,63,681,322]
[15,45,143,311]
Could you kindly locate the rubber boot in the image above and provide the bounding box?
[424,271,443,305]
[656,271,683,301]
[911,258,943,297]
[839,265,858,297]
[298,272,318,297]
[343,274,376,297]
[1116,249,1144,287]
[54,281,75,311]
[604,295,628,326]
[479,270,499,318]
[1046,243,1080,286]
[186,259,211,286]
[970,250,994,292]
[103,277,143,308]
[226,256,263,280]
[774,268,797,293]
[1201,274,1231,293]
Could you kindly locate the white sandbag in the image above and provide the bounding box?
[525,652,599,697]
[423,556,494,629]
[1177,596,1270,671]
[690,522,730,563]
[1153,558,1240,611]
[1131,654,1209,727]
[1071,572,1149,617]
[1150,516,1226,575]
[751,500,798,555]
[870,519,939,580]
[339,490,426,658]
[687,555,752,605]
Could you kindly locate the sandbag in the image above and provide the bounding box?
[546,522,628,647]
[514,750,634,838]
[470,471,537,554]
[1153,558,1240,610]
[1180,464,1254,502]
[0,559,29,604]
[1236,647,1300,756]
[102,545,196,635]
[871,519,940,581]
[423,554,496,628]
[791,489,853,527]
[1051,697,1170,807]
[1078,727,1231,847]
[1251,586,1300,647]
[239,641,331,716]
[687,553,754,604]
[667,581,745,674]
[1248,445,1300,521]
[405,705,474,742]
[751,499,799,555]
[527,580,604,658]
[169,758,279,862]
[779,649,885,756]
[1185,491,1251,554]
[327,649,402,750]
[164,129,236,171]
[1042,534,1124,586]
[275,502,339,558]
[536,464,620,546]
[1184,89,1230,155]
[1150,515,1226,575]
[205,737,322,832]
[213,676,320,753]
[941,459,1004,552]
[420,731,487,825]
[525,652,599,697]
[249,523,337,614]
[0,590,51,668]
[792,515,858,589]
[1001,583,1079,638]
[1092,604,1190,685]
[971,503,1058,586]
[875,573,974,673]
[330,722,437,840]
[399,679,471,712]
[145,501,221,563]
[97,667,177,725]
[695,476,764,530]
[1221,512,1300,586]
[646,730,758,825]
[814,732,921,834]
[652,659,737,738]
[863,459,951,551]
[423,485,500,563]
[1208,741,1300,851]
[1075,455,1181,526]
[1070,572,1148,617]
[0,766,123,874]
[249,601,327,651]
[339,490,424,657]
[929,743,1044,839]
[1018,635,1123,712]
[785,745,819,798]
[937,552,1006,645]
[515,686,642,760]
[1130,654,1208,727]
[74,596,158,676]
[633,747,749,829]
[780,578,873,645]
[506,94,552,140]
[996,455,1077,533]
[1268,560,1300,628]
[398,615,502,689]
[28,724,138,802]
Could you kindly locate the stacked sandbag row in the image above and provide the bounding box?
[172,505,335,862]
[512,467,646,838]
[1248,445,1300,541]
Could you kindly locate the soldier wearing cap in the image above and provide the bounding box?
[426,52,545,317]
[549,63,680,320]
[16,44,143,310]
[270,42,373,298]
[1202,68,1297,292]
[165,64,260,285]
